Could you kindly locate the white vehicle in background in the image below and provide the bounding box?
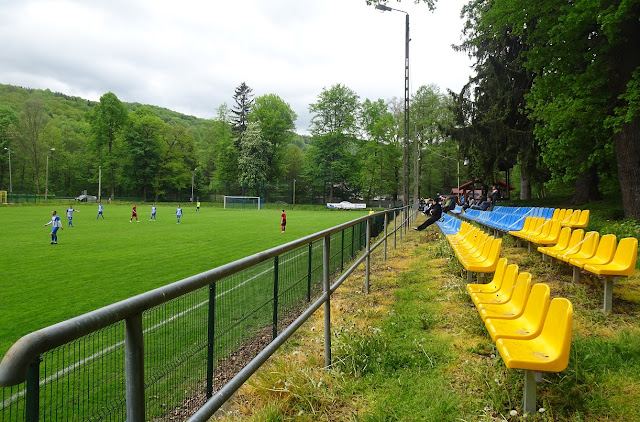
[326,201,367,210]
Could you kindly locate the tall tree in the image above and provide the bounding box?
[0,105,18,190]
[20,99,49,193]
[231,82,254,144]
[249,93,297,181]
[238,122,270,194]
[122,107,162,201]
[307,84,360,202]
[89,92,128,199]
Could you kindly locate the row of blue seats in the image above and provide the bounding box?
[457,207,555,233]
[435,213,462,235]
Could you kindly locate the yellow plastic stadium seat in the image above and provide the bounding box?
[478,273,532,321]
[558,231,599,263]
[496,298,573,372]
[509,216,533,237]
[471,265,519,307]
[456,234,492,263]
[561,210,580,227]
[546,229,584,260]
[551,208,561,220]
[466,258,508,295]
[583,237,638,277]
[525,218,551,242]
[454,231,486,255]
[569,234,616,268]
[464,238,502,272]
[572,209,590,228]
[528,220,562,245]
[537,227,571,257]
[484,283,551,342]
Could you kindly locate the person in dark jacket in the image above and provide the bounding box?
[413,198,443,231]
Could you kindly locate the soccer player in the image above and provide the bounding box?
[150,204,157,221]
[44,210,63,244]
[66,206,80,227]
[130,204,139,222]
[97,203,104,219]
[196,199,200,212]
[176,204,182,224]
[281,209,286,233]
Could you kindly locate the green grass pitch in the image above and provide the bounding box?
[0,203,363,358]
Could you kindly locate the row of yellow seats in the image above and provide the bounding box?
[538,228,638,312]
[445,221,502,275]
[509,209,590,245]
[466,258,573,372]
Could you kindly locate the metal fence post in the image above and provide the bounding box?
[125,313,145,422]
[393,210,397,249]
[351,226,355,258]
[273,256,279,339]
[323,235,331,368]
[307,242,312,302]
[365,218,371,294]
[341,230,345,272]
[25,356,41,422]
[206,282,216,398]
[383,212,388,261]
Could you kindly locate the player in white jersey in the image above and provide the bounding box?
[176,205,182,224]
[44,210,63,244]
[150,204,157,221]
[97,203,104,220]
[66,206,79,227]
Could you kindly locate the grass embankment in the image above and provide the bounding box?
[214,217,640,421]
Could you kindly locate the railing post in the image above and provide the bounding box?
[341,230,345,272]
[25,356,41,422]
[400,209,403,241]
[365,218,371,294]
[323,235,331,368]
[307,242,312,302]
[393,209,397,249]
[206,282,216,398]
[351,225,355,258]
[125,313,145,422]
[383,212,388,261]
[273,256,279,339]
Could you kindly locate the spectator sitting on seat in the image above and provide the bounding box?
[413,198,443,231]
[470,194,492,211]
[442,195,458,213]
[489,185,500,205]
[422,198,434,215]
[418,197,426,212]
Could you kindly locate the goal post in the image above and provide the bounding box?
[223,196,263,209]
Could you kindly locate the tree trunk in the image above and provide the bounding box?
[571,165,601,205]
[520,165,531,200]
[615,117,640,219]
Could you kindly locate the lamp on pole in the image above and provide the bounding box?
[45,147,55,203]
[376,3,410,207]
[3,147,11,192]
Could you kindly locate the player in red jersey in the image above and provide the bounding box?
[130,204,139,222]
[281,209,286,233]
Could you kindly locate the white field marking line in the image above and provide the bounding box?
[2,241,325,409]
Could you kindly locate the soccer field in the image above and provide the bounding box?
[0,203,364,357]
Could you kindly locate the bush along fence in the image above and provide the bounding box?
[0,206,416,421]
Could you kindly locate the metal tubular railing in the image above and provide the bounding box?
[0,205,414,421]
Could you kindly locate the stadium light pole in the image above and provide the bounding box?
[45,148,55,203]
[376,3,410,207]
[3,147,11,192]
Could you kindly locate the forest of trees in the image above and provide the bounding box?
[1,1,639,218]
[0,82,457,205]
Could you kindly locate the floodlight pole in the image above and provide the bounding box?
[45,148,55,203]
[98,166,102,204]
[191,168,196,204]
[3,147,11,192]
[376,4,410,208]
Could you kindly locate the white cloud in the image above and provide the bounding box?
[0,0,473,133]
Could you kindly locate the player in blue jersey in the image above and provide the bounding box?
[176,204,182,224]
[65,206,80,227]
[44,210,63,244]
[97,203,104,219]
[150,204,157,221]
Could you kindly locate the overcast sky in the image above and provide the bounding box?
[0,0,474,134]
